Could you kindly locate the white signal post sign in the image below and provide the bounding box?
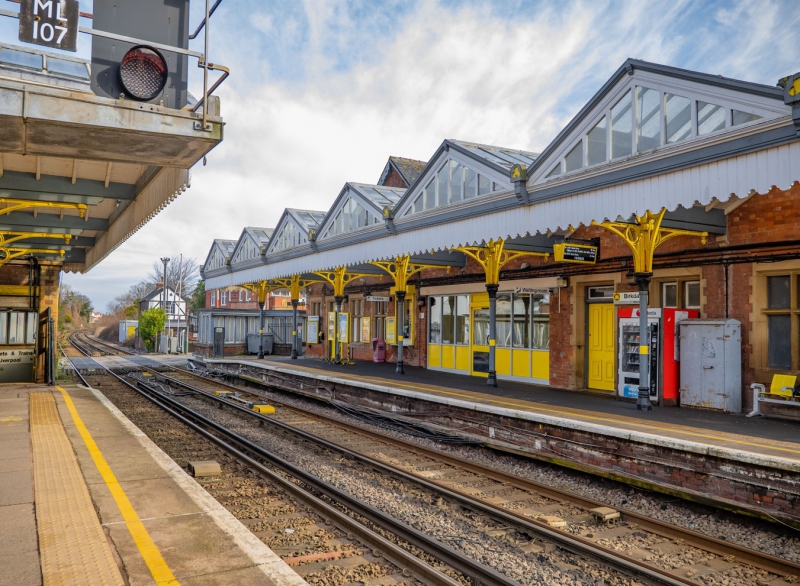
[19,0,80,52]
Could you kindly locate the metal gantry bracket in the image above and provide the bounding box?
[591,208,708,274]
[457,238,549,286]
[0,199,87,218]
[0,247,64,267]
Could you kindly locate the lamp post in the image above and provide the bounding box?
[634,272,653,411]
[160,257,169,353]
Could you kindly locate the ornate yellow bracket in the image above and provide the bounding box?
[0,199,87,218]
[0,248,65,267]
[457,238,549,286]
[367,255,441,290]
[311,266,377,297]
[591,208,708,274]
[241,280,284,305]
[270,274,326,301]
[0,232,72,247]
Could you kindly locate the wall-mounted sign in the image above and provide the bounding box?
[338,312,349,343]
[361,318,370,341]
[385,317,396,344]
[554,243,598,264]
[513,287,550,295]
[327,312,336,339]
[614,291,640,305]
[19,0,80,52]
[306,316,319,343]
[366,295,390,302]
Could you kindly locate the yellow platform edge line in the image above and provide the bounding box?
[56,386,180,586]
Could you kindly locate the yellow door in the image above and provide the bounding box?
[470,294,489,377]
[587,303,615,391]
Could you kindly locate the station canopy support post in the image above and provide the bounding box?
[369,255,441,375]
[311,267,371,364]
[592,208,708,411]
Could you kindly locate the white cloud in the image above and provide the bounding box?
[64,0,800,311]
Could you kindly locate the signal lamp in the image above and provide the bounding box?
[118,45,168,101]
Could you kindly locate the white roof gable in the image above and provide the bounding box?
[528,62,790,188]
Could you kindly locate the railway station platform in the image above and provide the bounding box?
[196,355,800,526]
[0,382,305,586]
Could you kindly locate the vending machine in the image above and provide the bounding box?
[617,307,698,403]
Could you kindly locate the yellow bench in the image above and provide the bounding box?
[747,374,798,417]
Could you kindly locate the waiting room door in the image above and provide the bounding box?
[587,303,615,390]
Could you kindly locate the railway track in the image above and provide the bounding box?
[66,336,800,585]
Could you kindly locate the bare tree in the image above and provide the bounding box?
[106,280,156,317]
[149,255,200,298]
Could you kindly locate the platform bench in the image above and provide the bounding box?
[747,374,798,417]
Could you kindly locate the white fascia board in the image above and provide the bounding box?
[206,141,800,291]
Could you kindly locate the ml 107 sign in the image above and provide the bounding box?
[19,0,80,52]
[553,243,598,264]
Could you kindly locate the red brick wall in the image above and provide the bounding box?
[726,182,800,246]
[549,283,573,388]
[381,166,408,188]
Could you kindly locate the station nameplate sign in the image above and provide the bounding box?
[513,287,550,295]
[554,243,598,264]
[365,295,390,302]
[19,0,80,52]
[614,291,640,304]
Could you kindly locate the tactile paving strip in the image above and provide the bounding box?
[30,391,124,586]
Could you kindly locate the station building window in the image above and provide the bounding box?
[765,275,793,370]
[659,279,700,309]
[373,300,388,340]
[351,299,367,343]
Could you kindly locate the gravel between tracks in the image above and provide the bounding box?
[216,372,800,567]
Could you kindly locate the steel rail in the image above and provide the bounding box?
[145,369,701,586]
[128,374,524,586]
[163,366,800,582]
[66,342,800,581]
[62,353,496,586]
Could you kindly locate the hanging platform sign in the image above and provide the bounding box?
[365,295,390,302]
[513,287,550,295]
[554,243,598,264]
[19,0,80,52]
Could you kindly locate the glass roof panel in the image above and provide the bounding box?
[0,48,43,70]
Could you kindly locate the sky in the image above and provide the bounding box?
[2,0,799,311]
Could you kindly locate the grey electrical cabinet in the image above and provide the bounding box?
[678,319,741,412]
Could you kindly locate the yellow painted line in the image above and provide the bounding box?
[56,386,180,586]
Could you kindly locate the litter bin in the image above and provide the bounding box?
[372,338,386,362]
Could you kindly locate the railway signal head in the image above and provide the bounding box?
[118,46,169,101]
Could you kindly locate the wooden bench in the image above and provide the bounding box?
[746,374,798,417]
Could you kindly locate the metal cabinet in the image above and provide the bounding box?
[678,319,741,412]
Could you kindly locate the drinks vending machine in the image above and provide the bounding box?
[617,307,698,404]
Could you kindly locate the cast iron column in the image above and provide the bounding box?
[395,290,406,374]
[257,300,266,359]
[635,272,653,411]
[486,283,498,387]
[334,295,343,362]
[291,299,299,359]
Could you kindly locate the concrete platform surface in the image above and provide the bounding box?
[0,382,307,586]
[200,355,800,471]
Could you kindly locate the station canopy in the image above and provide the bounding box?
[0,43,224,272]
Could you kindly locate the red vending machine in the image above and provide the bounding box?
[617,307,698,404]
